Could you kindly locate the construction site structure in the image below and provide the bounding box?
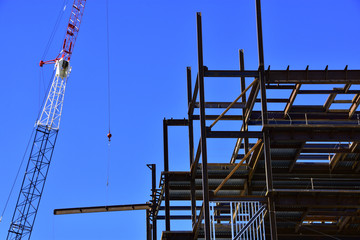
[7,1,87,239]
[53,1,360,239]
[156,2,360,239]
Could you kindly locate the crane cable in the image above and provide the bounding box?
[106,0,112,201]
[42,0,69,61]
[106,0,111,139]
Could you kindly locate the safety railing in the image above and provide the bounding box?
[209,201,266,240]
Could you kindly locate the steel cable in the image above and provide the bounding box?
[42,0,69,61]
[105,0,112,204]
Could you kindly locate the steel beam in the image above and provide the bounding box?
[206,130,262,138]
[188,75,198,116]
[288,142,305,172]
[165,119,189,126]
[146,209,151,240]
[214,140,262,195]
[186,66,197,226]
[53,203,151,215]
[284,83,301,117]
[201,69,360,83]
[196,12,211,240]
[204,70,259,78]
[163,119,170,231]
[150,164,157,240]
[255,0,277,239]
[266,69,360,84]
[240,49,249,154]
[265,125,360,141]
[192,115,242,120]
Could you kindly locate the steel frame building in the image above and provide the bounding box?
[54,1,360,239]
[156,1,360,239]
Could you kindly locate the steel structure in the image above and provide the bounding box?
[52,1,360,239]
[7,1,87,239]
[156,2,360,240]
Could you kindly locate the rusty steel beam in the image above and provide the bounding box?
[53,203,151,215]
[213,140,262,195]
[288,142,305,172]
[266,69,360,84]
[349,94,360,118]
[248,143,264,182]
[284,83,301,117]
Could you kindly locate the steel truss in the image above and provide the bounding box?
[7,126,58,240]
[7,61,68,240]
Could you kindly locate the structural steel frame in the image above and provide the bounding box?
[53,1,360,239]
[159,1,360,240]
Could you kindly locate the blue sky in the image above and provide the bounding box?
[0,0,360,239]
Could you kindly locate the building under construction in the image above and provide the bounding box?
[54,1,360,239]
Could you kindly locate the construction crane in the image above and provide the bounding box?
[7,1,87,239]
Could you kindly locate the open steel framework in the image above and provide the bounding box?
[54,1,360,239]
[157,2,360,240]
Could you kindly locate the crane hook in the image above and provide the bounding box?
[107,131,112,142]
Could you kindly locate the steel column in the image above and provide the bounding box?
[146,209,151,240]
[150,164,157,240]
[196,12,211,239]
[163,119,170,231]
[255,0,278,239]
[187,67,197,226]
[240,49,249,154]
[187,67,195,166]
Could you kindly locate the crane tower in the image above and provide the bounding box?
[7,1,87,239]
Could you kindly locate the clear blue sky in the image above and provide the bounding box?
[0,0,360,239]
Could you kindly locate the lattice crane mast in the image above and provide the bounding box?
[7,1,87,239]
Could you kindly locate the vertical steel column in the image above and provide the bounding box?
[239,49,249,154]
[255,0,278,239]
[196,12,211,240]
[151,164,157,240]
[187,67,194,165]
[146,209,151,240]
[187,66,197,226]
[163,119,171,231]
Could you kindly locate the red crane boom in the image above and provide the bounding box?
[40,0,87,67]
